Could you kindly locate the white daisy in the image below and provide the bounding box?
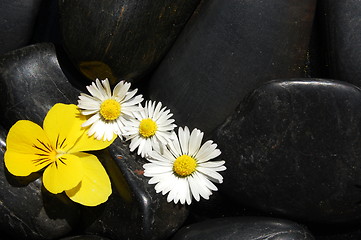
[77,78,143,141]
[123,100,176,158]
[143,126,226,205]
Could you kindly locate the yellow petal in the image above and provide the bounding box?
[5,151,52,176]
[65,152,111,206]
[43,103,114,153]
[68,129,115,153]
[43,103,85,152]
[5,120,53,176]
[42,153,84,194]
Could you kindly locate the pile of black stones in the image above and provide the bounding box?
[1,0,361,239]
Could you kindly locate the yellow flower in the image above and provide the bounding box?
[4,103,114,206]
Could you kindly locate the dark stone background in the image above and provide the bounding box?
[2,0,361,239]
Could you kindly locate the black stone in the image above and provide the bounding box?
[0,0,42,56]
[304,1,330,79]
[0,125,80,239]
[58,0,201,83]
[171,217,315,240]
[81,139,189,240]
[317,1,361,87]
[0,43,82,129]
[31,0,62,45]
[187,191,264,224]
[59,235,111,240]
[148,0,316,135]
[310,223,361,240]
[216,78,361,223]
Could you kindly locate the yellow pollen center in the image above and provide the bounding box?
[139,118,157,138]
[99,99,121,120]
[173,155,197,177]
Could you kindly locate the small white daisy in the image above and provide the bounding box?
[123,100,176,158]
[143,126,226,205]
[77,78,143,141]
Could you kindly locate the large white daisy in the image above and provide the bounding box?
[123,100,176,158]
[143,126,226,205]
[77,78,143,141]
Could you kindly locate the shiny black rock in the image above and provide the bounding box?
[0,0,42,56]
[58,0,201,83]
[171,217,315,240]
[0,43,82,129]
[59,235,111,240]
[148,0,316,135]
[216,79,361,224]
[318,1,361,88]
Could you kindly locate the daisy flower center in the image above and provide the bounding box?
[99,99,121,121]
[173,155,197,177]
[139,118,158,138]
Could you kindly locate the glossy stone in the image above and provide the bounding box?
[0,0,42,56]
[187,191,264,224]
[311,223,361,240]
[0,125,80,239]
[216,79,361,223]
[171,217,315,240]
[31,0,62,45]
[59,0,201,83]
[0,43,82,129]
[82,139,189,240]
[317,1,361,87]
[305,2,330,79]
[60,235,111,240]
[148,0,316,135]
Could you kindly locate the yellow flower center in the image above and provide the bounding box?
[139,118,157,138]
[99,99,121,120]
[49,150,57,162]
[173,155,197,177]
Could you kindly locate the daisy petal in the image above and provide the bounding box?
[188,128,203,157]
[188,175,201,201]
[101,78,112,97]
[178,127,190,155]
[192,172,213,200]
[113,81,130,99]
[82,113,101,127]
[196,167,224,183]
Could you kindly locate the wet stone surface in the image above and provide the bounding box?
[318,0,361,88]
[0,42,82,129]
[59,0,201,83]
[59,236,111,240]
[216,78,361,224]
[148,0,316,135]
[171,217,315,240]
[0,0,42,56]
